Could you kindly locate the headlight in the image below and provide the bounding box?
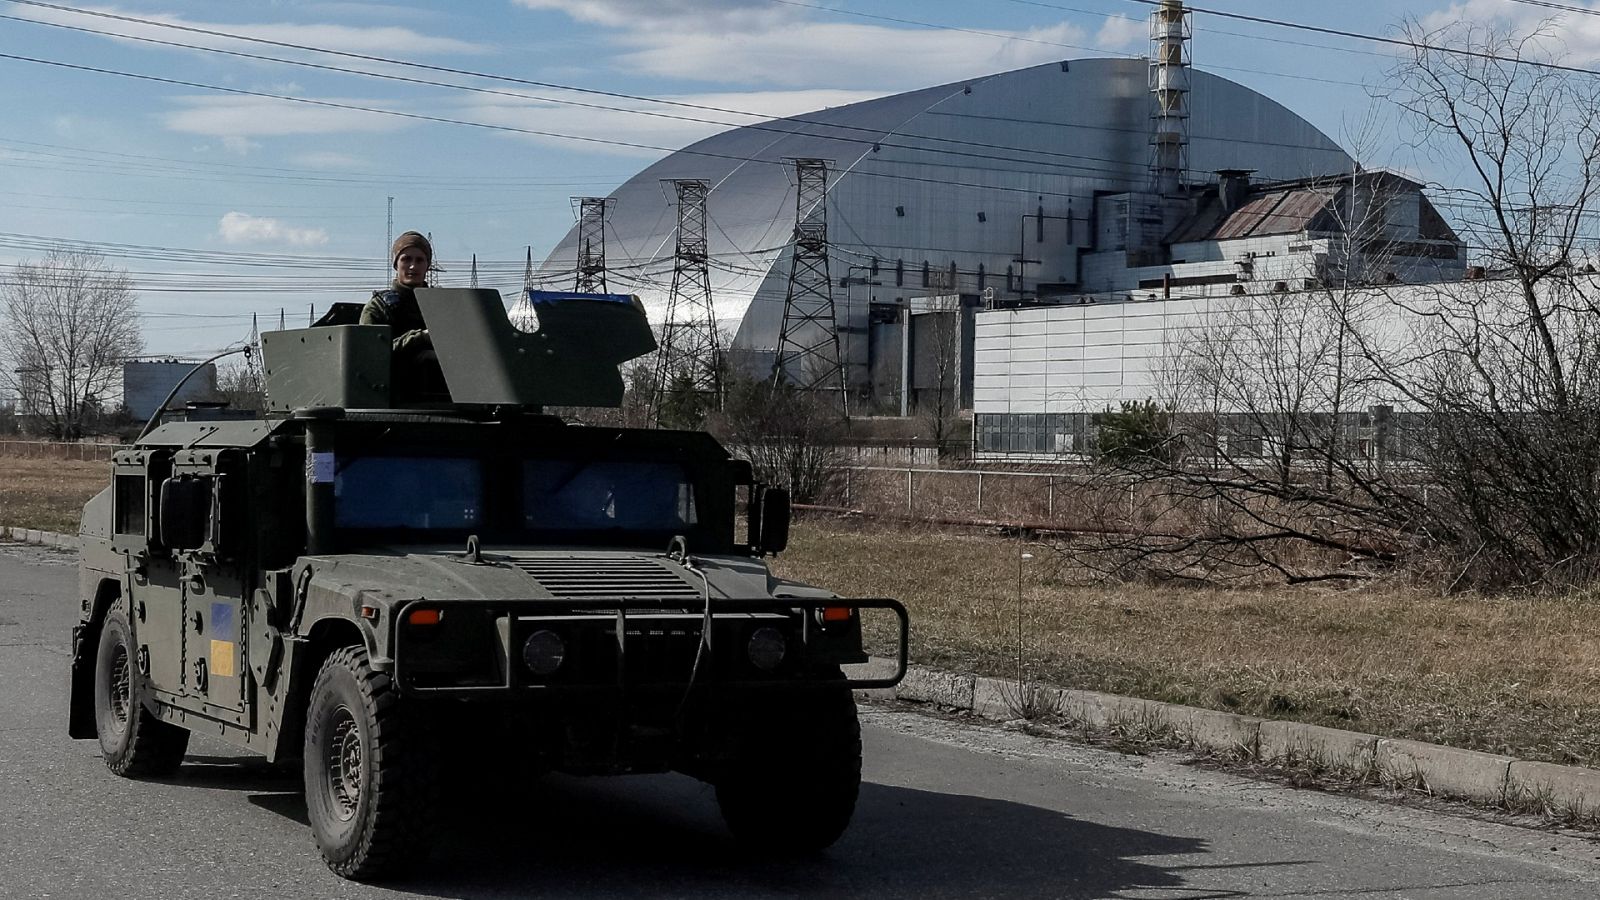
[521,629,566,675]
[746,626,787,672]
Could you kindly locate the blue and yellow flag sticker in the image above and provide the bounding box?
[209,639,236,677]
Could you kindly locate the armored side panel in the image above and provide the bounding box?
[261,326,391,412]
[417,288,656,408]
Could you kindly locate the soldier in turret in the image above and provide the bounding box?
[361,230,434,358]
[361,230,444,397]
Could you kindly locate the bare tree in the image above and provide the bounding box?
[0,249,143,441]
[1065,20,1600,591]
[919,287,965,450]
[213,358,265,414]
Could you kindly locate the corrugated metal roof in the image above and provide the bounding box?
[1177,186,1336,242]
[1253,188,1333,235]
[1212,192,1289,239]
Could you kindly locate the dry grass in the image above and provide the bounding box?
[0,457,108,534]
[773,516,1600,768]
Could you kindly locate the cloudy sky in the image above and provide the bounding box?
[0,0,1588,355]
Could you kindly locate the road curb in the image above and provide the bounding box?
[2,526,80,550]
[883,661,1599,816]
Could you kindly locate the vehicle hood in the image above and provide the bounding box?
[296,546,823,607]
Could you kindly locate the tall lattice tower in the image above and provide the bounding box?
[771,158,844,398]
[572,196,615,293]
[652,179,722,423]
[1149,0,1191,197]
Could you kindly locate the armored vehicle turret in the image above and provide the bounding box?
[70,288,907,880]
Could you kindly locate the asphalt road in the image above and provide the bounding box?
[4,542,1599,899]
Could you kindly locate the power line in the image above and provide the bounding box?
[0,50,1154,197]
[0,0,1369,179]
[0,11,1165,182]
[1120,0,1600,79]
[1507,0,1600,17]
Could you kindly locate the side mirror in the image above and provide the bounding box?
[760,487,791,555]
[158,477,211,552]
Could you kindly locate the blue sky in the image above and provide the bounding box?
[0,0,1583,355]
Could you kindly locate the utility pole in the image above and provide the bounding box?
[651,179,722,425]
[772,158,846,407]
[573,196,615,293]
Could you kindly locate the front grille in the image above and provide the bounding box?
[508,556,701,600]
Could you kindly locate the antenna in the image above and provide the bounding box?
[651,179,722,424]
[771,158,846,407]
[385,196,394,275]
[572,197,616,293]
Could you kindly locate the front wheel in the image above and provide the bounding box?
[93,609,189,777]
[716,687,862,853]
[303,645,437,881]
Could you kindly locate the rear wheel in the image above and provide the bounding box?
[93,610,189,777]
[716,687,862,853]
[303,645,437,881]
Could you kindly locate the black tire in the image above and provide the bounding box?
[716,687,862,853]
[303,645,437,881]
[93,609,189,777]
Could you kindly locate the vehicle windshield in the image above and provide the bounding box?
[522,459,696,532]
[335,456,483,529]
[333,455,698,536]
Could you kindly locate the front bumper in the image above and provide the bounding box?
[391,596,908,696]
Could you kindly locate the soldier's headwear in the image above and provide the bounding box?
[391,231,432,268]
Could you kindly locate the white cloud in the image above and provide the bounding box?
[217,212,329,247]
[1095,15,1145,51]
[163,95,408,138]
[289,150,367,169]
[1419,0,1600,63]
[513,0,1094,89]
[512,0,785,30]
[13,4,485,56]
[462,88,887,157]
[616,21,1092,89]
[220,135,261,155]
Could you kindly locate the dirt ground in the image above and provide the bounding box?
[772,516,1600,769]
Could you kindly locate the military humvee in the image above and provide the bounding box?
[69,288,907,880]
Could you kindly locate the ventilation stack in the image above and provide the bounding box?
[1149,0,1191,197]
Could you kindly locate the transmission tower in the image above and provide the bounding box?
[772,158,845,400]
[523,246,533,290]
[470,253,479,288]
[652,179,722,423]
[573,196,615,293]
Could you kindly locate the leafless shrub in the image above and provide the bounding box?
[708,376,847,503]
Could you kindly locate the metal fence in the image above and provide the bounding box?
[838,464,1117,525]
[0,440,122,461]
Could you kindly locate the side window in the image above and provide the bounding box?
[114,474,146,536]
